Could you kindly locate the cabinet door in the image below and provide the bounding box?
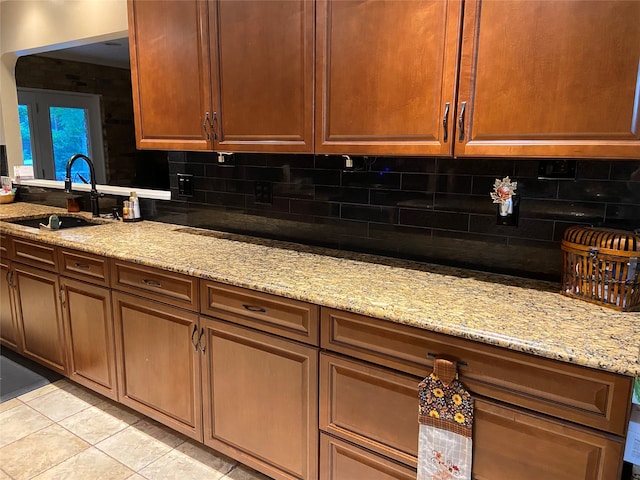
[320,353,625,480]
[62,278,117,400]
[201,317,318,480]
[456,0,640,159]
[128,0,213,151]
[210,0,314,153]
[113,292,202,440]
[12,263,66,374]
[320,434,417,480]
[315,0,463,156]
[0,260,20,351]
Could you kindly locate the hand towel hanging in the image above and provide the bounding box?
[417,358,474,480]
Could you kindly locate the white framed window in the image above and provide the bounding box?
[17,88,106,184]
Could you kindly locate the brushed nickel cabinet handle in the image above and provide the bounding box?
[242,304,266,313]
[442,102,450,143]
[142,279,162,288]
[458,101,467,142]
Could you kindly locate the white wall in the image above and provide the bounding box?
[0,0,128,176]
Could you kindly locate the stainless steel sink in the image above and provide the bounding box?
[6,215,104,230]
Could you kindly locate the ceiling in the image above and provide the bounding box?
[37,38,130,70]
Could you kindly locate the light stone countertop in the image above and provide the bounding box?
[1,202,639,377]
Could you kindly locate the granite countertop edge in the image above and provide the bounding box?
[1,203,638,377]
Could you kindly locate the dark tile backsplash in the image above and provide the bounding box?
[155,154,639,281]
[18,153,638,282]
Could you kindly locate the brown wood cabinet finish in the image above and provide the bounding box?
[455,0,640,158]
[320,434,417,480]
[210,0,314,152]
[320,353,418,467]
[320,352,625,479]
[128,0,213,151]
[113,292,202,440]
[472,398,625,480]
[59,248,110,287]
[12,237,59,272]
[201,317,318,480]
[61,278,117,400]
[321,308,632,436]
[200,280,319,345]
[12,263,66,374]
[315,0,463,156]
[111,260,198,311]
[0,259,20,351]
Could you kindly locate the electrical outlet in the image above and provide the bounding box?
[254,181,273,204]
[177,173,193,196]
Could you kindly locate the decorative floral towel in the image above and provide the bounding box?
[417,358,474,480]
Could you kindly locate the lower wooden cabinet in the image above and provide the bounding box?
[0,259,20,350]
[12,262,66,374]
[472,398,625,480]
[201,317,318,480]
[319,352,625,480]
[320,434,416,480]
[61,277,117,400]
[112,291,202,440]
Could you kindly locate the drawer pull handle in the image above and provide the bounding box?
[143,279,162,288]
[427,352,468,368]
[74,262,91,270]
[242,304,266,313]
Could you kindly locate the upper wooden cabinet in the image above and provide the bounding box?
[210,0,314,153]
[128,0,313,153]
[455,0,640,158]
[128,0,213,150]
[315,0,462,156]
[129,0,640,158]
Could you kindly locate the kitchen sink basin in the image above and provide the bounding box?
[6,215,104,230]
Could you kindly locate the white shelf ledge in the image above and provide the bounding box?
[15,179,172,200]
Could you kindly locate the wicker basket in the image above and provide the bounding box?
[561,226,640,311]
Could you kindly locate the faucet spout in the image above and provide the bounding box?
[65,154,101,217]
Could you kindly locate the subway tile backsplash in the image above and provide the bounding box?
[159,154,640,281]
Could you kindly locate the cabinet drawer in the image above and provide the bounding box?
[320,434,417,480]
[59,248,110,286]
[111,260,197,311]
[321,308,632,436]
[200,281,319,345]
[320,353,418,467]
[12,237,59,271]
[0,233,11,261]
[320,353,624,479]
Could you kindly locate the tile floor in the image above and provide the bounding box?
[0,379,272,480]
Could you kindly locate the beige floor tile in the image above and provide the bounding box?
[0,468,12,480]
[16,379,67,403]
[59,400,142,444]
[26,383,99,422]
[95,419,185,471]
[125,475,147,480]
[224,464,274,480]
[0,424,89,480]
[0,403,53,448]
[0,397,22,414]
[139,441,236,480]
[31,447,134,480]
